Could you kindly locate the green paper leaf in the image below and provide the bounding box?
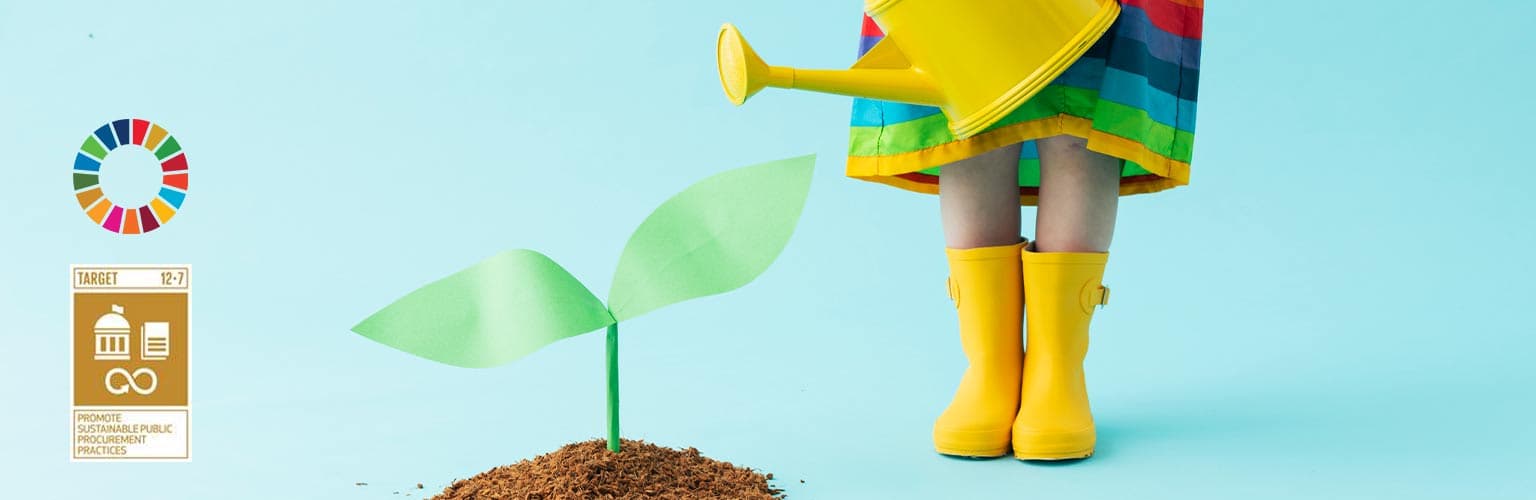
[353,250,615,368]
[607,154,815,322]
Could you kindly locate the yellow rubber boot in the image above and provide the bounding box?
[933,242,1026,457]
[1013,247,1109,460]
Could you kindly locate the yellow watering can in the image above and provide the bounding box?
[718,0,1121,139]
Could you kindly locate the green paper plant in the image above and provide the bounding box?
[352,155,814,452]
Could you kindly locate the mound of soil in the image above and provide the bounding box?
[433,439,783,499]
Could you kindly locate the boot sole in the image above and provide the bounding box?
[934,426,1012,458]
[1011,426,1095,461]
[1013,448,1094,461]
[935,445,1009,458]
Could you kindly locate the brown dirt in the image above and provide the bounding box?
[432,439,784,499]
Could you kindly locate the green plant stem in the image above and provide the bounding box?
[606,323,620,452]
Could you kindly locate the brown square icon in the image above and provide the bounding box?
[73,293,187,406]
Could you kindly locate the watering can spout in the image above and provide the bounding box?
[716,0,1121,138]
[717,23,943,107]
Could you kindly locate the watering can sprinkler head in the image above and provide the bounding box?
[716,0,1122,138]
[716,23,773,106]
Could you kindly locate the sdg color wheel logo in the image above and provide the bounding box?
[72,119,188,234]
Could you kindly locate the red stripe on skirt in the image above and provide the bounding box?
[1121,0,1203,39]
[861,14,884,37]
[863,2,1198,40]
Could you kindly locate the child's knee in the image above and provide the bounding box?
[1038,135,1089,151]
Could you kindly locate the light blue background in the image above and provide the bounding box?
[3,1,1534,498]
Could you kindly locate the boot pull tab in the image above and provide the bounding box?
[946,276,961,308]
[1079,282,1109,313]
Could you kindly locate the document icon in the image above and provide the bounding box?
[141,322,170,360]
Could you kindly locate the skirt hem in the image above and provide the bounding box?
[844,114,1191,206]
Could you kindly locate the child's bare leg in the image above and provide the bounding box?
[940,143,1023,248]
[1035,136,1120,252]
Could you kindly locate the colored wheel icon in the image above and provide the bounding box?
[72,118,188,234]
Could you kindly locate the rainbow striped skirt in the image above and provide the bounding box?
[846,0,1203,205]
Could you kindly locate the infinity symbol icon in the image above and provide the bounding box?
[105,367,158,396]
